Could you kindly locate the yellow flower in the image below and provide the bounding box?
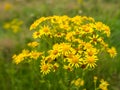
[95,22,110,37]
[27,41,39,48]
[81,24,93,34]
[40,62,52,75]
[71,78,84,87]
[89,35,100,45]
[85,48,98,56]
[32,31,41,39]
[71,16,82,25]
[12,49,29,64]
[53,43,60,50]
[43,55,54,63]
[47,43,61,59]
[85,55,98,68]
[78,40,86,48]
[30,17,47,30]
[88,17,95,22]
[48,49,60,59]
[107,47,117,58]
[102,25,110,37]
[83,42,93,50]
[59,23,71,31]
[99,79,109,90]
[68,54,82,68]
[65,32,75,41]
[100,41,109,50]
[40,25,51,36]
[60,43,72,55]
[29,51,42,60]
[95,22,104,31]
[63,65,73,71]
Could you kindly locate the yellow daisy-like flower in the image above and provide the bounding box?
[81,24,93,34]
[40,25,51,36]
[68,54,82,68]
[27,41,39,48]
[85,55,98,68]
[99,79,109,90]
[107,47,117,58]
[71,16,82,25]
[89,35,100,45]
[42,55,53,63]
[12,54,24,64]
[88,17,95,22]
[29,51,42,60]
[59,23,71,31]
[40,62,52,75]
[53,43,60,50]
[83,42,93,50]
[85,48,98,56]
[32,31,41,39]
[48,49,60,59]
[60,43,72,55]
[100,41,109,50]
[65,32,75,41]
[102,25,110,37]
[95,22,104,31]
[48,43,61,59]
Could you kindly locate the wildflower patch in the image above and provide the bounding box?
[12,15,117,89]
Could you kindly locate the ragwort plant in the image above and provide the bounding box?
[12,15,117,90]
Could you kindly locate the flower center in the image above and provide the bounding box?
[53,50,58,55]
[43,28,49,32]
[87,57,94,63]
[43,65,48,71]
[72,57,79,64]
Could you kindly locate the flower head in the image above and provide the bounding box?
[71,78,84,87]
[40,62,52,75]
[107,47,117,58]
[99,79,109,90]
[27,41,39,48]
[68,54,82,68]
[85,55,98,68]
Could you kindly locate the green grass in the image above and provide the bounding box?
[0,0,120,90]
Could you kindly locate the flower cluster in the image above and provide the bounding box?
[3,19,23,33]
[13,15,117,76]
[70,76,109,90]
[71,78,84,88]
[94,76,109,90]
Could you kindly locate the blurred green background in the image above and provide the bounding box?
[0,0,120,90]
